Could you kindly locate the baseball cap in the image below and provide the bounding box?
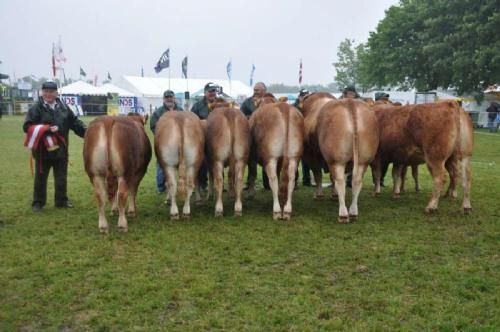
[163,90,175,97]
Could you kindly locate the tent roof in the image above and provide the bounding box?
[59,81,104,95]
[119,76,253,98]
[97,83,135,97]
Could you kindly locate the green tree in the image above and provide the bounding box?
[360,0,500,94]
[333,39,359,90]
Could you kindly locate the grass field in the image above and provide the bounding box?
[1,115,499,331]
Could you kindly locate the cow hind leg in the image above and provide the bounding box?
[265,160,281,220]
[445,157,458,199]
[182,166,196,218]
[92,176,109,233]
[349,163,368,220]
[166,166,179,220]
[214,161,224,217]
[412,165,421,192]
[234,160,245,217]
[425,160,446,213]
[330,164,349,223]
[282,158,298,221]
[392,164,404,198]
[312,167,324,199]
[461,156,472,214]
[116,177,129,232]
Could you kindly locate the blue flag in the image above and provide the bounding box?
[154,48,170,73]
[249,64,255,86]
[182,56,188,79]
[226,60,232,80]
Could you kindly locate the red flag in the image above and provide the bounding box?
[299,59,303,85]
[51,43,56,77]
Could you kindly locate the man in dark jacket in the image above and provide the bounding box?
[240,82,267,118]
[190,82,219,190]
[23,80,86,212]
[150,90,183,193]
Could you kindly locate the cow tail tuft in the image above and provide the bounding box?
[106,119,117,202]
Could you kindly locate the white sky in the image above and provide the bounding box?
[0,0,399,86]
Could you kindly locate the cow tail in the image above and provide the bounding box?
[279,105,290,203]
[177,117,187,199]
[105,120,117,202]
[229,115,237,193]
[349,99,359,182]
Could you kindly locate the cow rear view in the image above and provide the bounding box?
[155,111,205,219]
[206,104,250,217]
[83,115,152,233]
[248,97,304,220]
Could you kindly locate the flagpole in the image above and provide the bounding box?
[168,46,171,89]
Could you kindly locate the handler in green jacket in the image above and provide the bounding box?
[23,80,87,212]
[150,89,183,193]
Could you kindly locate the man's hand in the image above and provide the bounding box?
[50,125,59,133]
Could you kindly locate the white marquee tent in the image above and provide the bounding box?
[117,76,253,111]
[59,81,104,95]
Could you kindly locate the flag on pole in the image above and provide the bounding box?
[107,72,112,81]
[93,74,98,86]
[226,60,232,80]
[51,43,57,77]
[154,48,170,73]
[141,67,144,77]
[182,56,188,79]
[249,64,255,86]
[80,67,87,77]
[299,59,303,85]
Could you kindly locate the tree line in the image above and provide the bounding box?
[334,0,499,95]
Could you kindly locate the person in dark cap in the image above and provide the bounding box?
[293,88,313,186]
[342,85,360,99]
[375,92,390,102]
[190,82,220,190]
[150,89,183,194]
[23,80,87,212]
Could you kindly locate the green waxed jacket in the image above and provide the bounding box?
[190,97,212,120]
[240,97,258,118]
[150,103,183,133]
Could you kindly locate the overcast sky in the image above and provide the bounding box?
[0,0,399,86]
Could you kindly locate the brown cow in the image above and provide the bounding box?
[302,93,379,222]
[83,115,152,233]
[248,94,304,220]
[371,101,473,213]
[205,101,250,216]
[155,111,204,219]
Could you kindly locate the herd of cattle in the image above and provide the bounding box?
[82,93,474,233]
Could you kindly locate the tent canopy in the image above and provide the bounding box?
[97,83,135,97]
[59,81,104,95]
[118,76,253,99]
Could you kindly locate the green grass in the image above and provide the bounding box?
[1,115,499,331]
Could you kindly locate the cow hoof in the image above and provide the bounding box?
[171,214,180,220]
[99,227,109,234]
[273,212,282,220]
[337,216,350,224]
[182,213,191,220]
[393,193,401,199]
[463,207,472,215]
[374,191,381,197]
[313,194,324,200]
[425,207,438,214]
[282,212,291,221]
[234,210,242,217]
[349,214,358,221]
[110,209,118,216]
[195,199,204,206]
[127,211,136,217]
[215,211,223,217]
[118,226,128,233]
